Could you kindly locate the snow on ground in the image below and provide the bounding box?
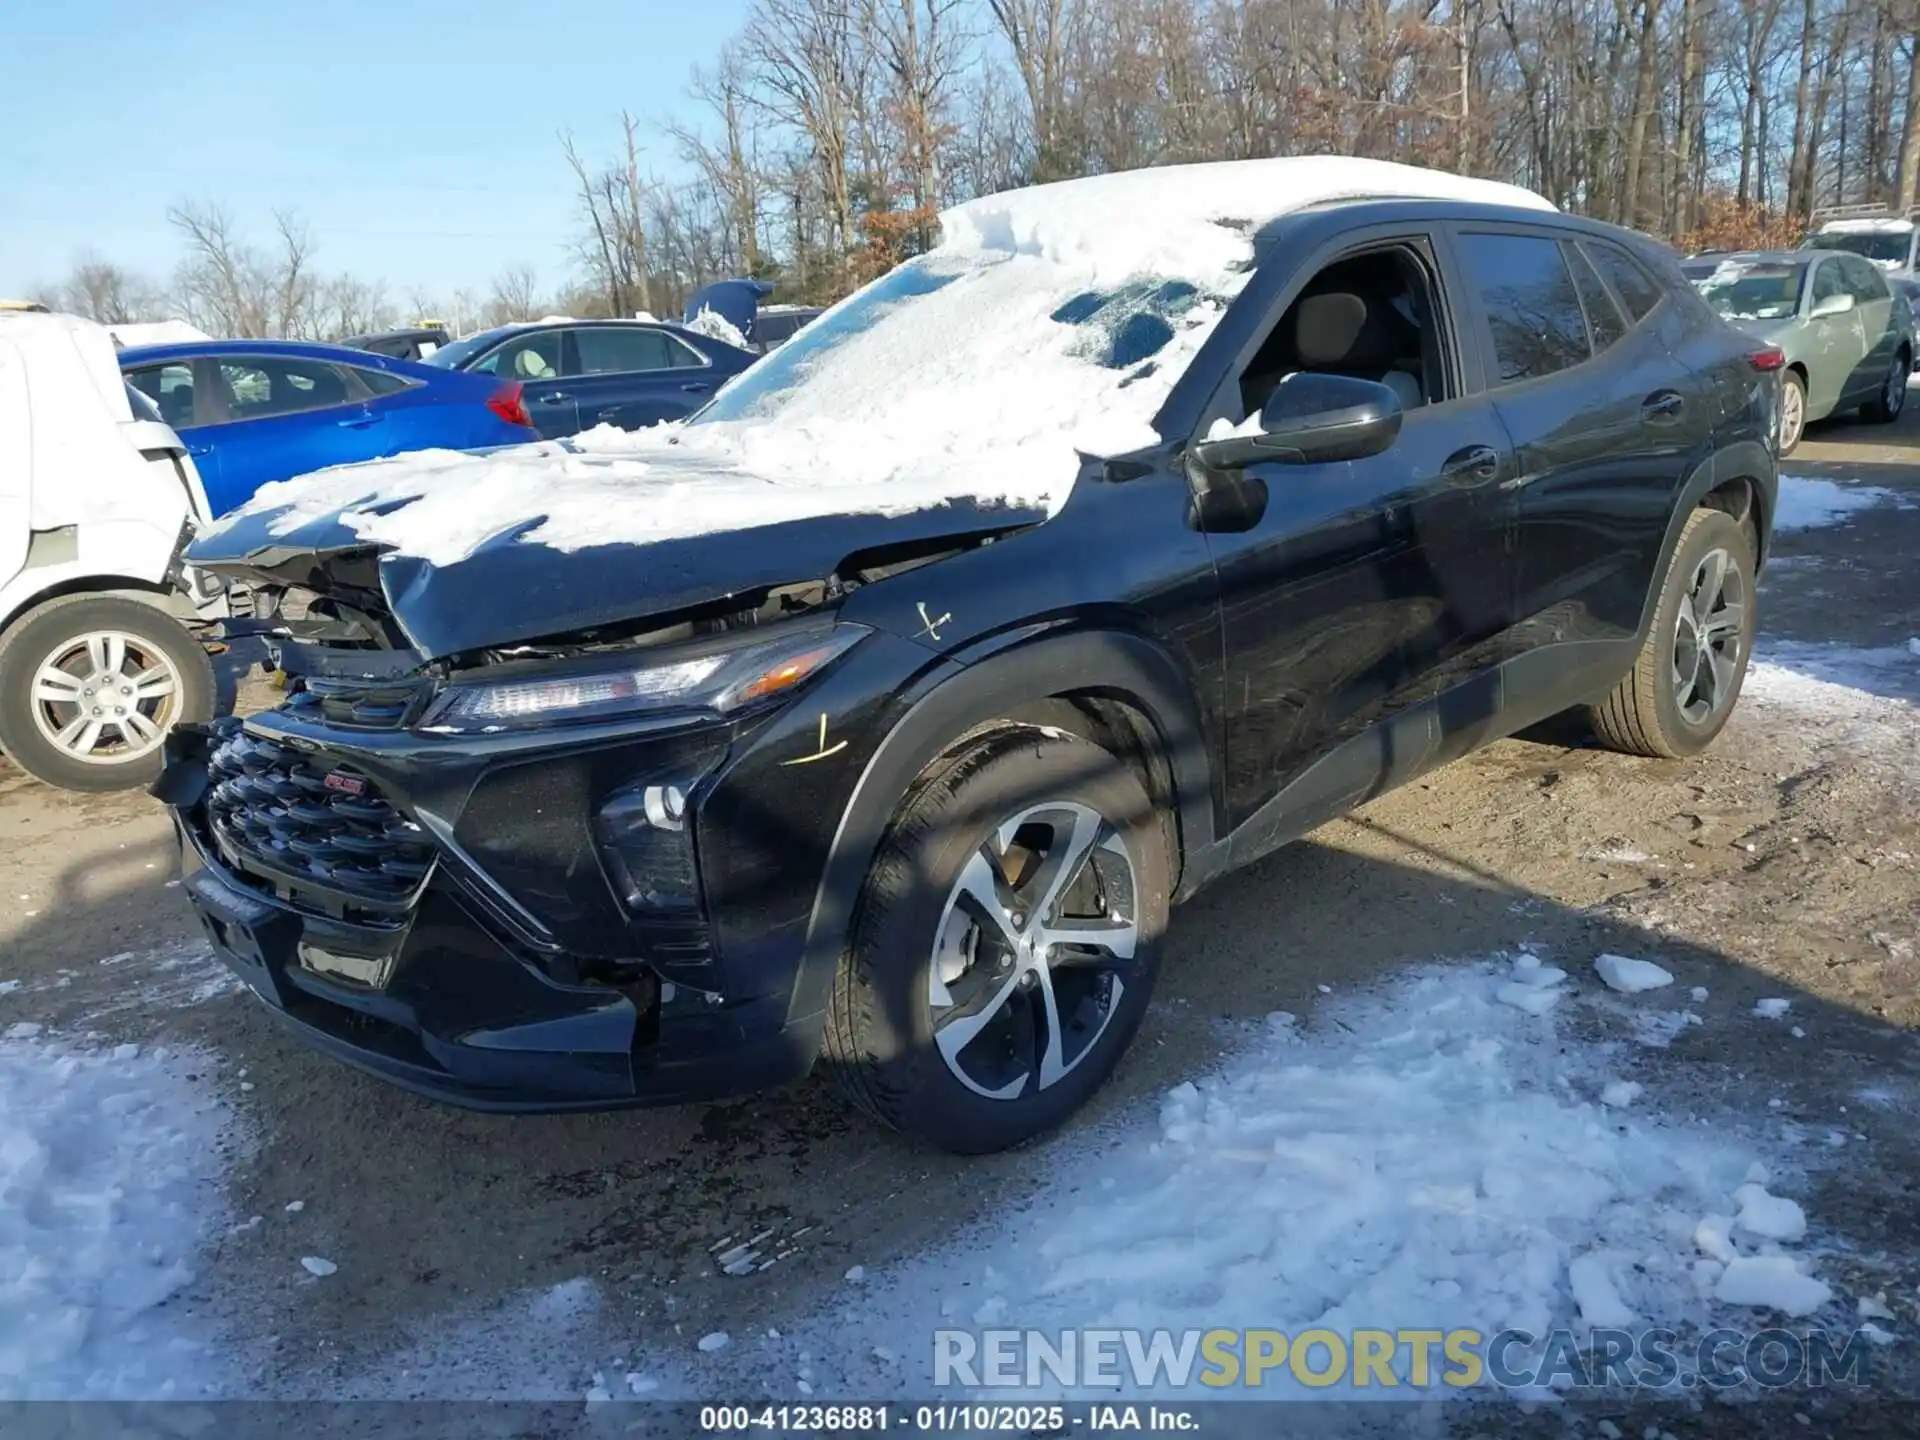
[0,1031,233,1398]
[1773,473,1907,531]
[2,937,241,1021]
[209,157,1548,571]
[1743,642,1920,779]
[552,956,1843,1406]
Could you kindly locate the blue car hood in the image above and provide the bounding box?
[186,476,1044,660]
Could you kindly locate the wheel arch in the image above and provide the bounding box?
[787,625,1219,1029]
[0,574,182,643]
[1628,444,1777,646]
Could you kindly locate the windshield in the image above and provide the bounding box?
[689,249,1230,460]
[1805,230,1912,265]
[418,330,501,369]
[1695,262,1805,321]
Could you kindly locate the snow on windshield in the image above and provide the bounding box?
[1695,260,1804,321]
[215,157,1551,568]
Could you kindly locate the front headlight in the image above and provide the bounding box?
[420,624,868,733]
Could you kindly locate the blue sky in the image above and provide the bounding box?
[1,0,751,300]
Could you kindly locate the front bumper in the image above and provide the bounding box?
[157,710,835,1112]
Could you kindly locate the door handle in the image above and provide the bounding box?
[1642,390,1686,423]
[536,391,571,404]
[680,381,711,393]
[186,443,212,457]
[1439,444,1501,485]
[336,411,381,429]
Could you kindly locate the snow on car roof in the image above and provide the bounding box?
[215,157,1553,570]
[1814,216,1915,234]
[939,154,1553,282]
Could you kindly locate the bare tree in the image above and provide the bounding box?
[484,265,544,326]
[562,113,655,316]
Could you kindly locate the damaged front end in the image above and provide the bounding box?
[156,500,1038,1109]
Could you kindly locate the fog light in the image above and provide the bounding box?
[596,780,701,914]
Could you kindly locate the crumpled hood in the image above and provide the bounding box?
[188,444,1048,659]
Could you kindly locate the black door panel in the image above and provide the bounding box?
[1209,399,1515,856]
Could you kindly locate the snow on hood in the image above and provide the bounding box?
[209,157,1552,572]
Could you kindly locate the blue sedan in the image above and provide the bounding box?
[120,339,537,515]
[421,319,756,439]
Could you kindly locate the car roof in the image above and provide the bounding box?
[116,337,418,367]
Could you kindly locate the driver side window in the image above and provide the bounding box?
[473,332,562,381]
[1811,262,1846,309]
[1235,244,1448,421]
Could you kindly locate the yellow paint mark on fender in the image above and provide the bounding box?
[781,713,849,767]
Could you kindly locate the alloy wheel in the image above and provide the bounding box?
[28,631,182,764]
[928,801,1138,1101]
[1779,379,1805,451]
[1886,355,1907,417]
[1671,547,1746,727]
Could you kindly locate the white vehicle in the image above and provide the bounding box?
[0,311,226,791]
[1802,204,1920,275]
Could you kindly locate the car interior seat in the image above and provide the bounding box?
[1240,250,1434,417]
[514,347,555,379]
[159,386,195,428]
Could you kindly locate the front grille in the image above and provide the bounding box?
[203,723,433,909]
[283,674,435,730]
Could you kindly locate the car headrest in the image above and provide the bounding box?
[1291,289,1410,370]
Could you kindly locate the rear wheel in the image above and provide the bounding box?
[823,728,1171,1153]
[1777,370,1808,455]
[1587,507,1755,759]
[0,595,216,791]
[1862,347,1910,424]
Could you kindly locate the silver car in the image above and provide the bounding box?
[1691,250,1913,453]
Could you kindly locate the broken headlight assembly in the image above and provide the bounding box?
[419,624,869,734]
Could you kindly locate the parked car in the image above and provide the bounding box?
[341,326,452,362]
[421,318,755,438]
[0,311,227,791]
[748,304,823,353]
[682,280,822,354]
[161,157,1777,1153]
[1801,204,1920,275]
[1891,275,1920,364]
[1690,249,1912,453]
[120,339,537,515]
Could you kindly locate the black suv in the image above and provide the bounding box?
[159,167,1778,1154]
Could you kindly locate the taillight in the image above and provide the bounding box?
[1749,348,1786,372]
[486,381,532,429]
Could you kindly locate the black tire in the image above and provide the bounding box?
[1777,370,1808,456]
[823,728,1172,1153]
[0,594,216,792]
[1862,346,1910,424]
[1587,507,1755,759]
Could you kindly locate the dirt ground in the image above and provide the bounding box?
[3,404,1919,1431]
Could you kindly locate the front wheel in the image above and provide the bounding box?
[0,595,216,791]
[823,728,1171,1153]
[1587,507,1755,759]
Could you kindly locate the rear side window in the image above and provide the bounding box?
[1585,242,1666,322]
[572,327,696,375]
[214,358,356,422]
[1564,244,1627,354]
[1456,232,1591,384]
[353,366,415,396]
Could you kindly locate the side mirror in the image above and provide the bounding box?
[1193,372,1405,470]
[1810,291,1856,319]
